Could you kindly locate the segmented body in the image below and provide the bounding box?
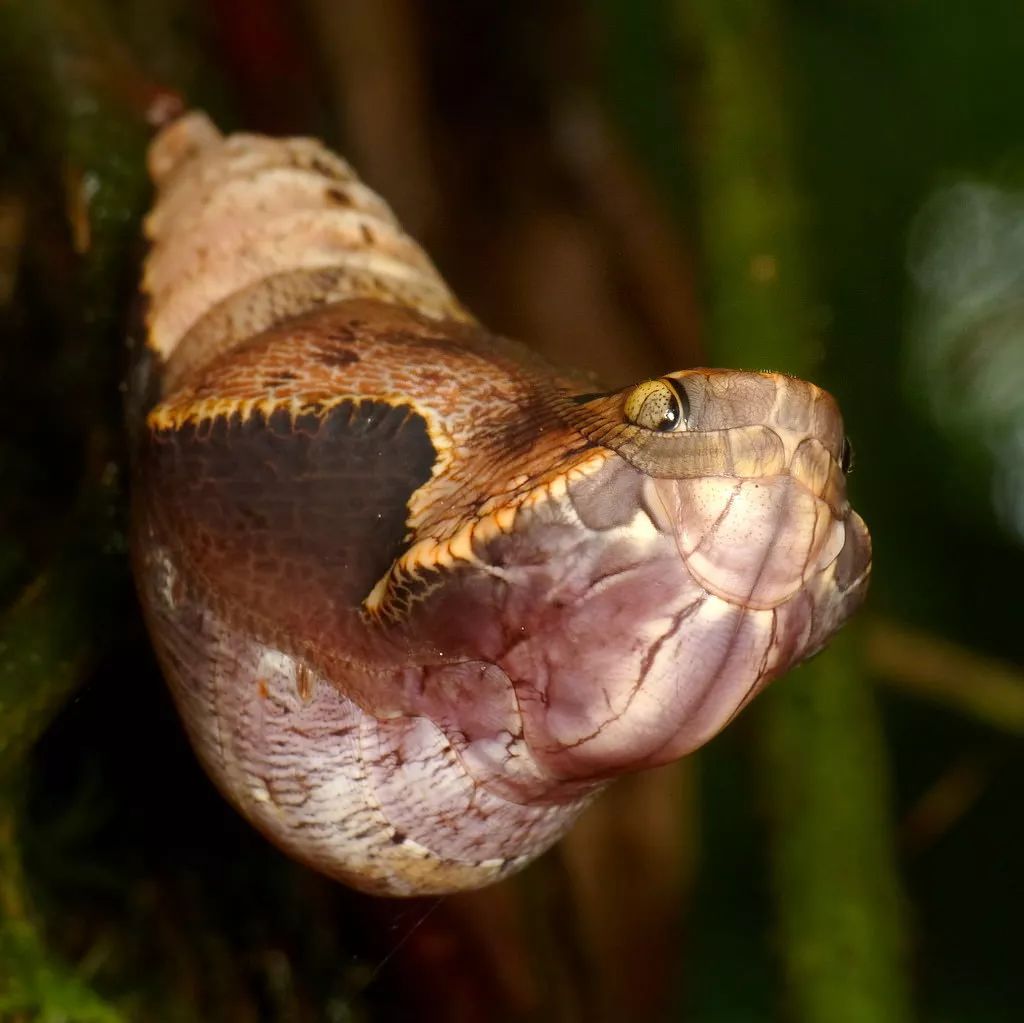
[132,114,871,895]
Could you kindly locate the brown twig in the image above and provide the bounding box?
[867,618,1024,737]
[552,98,705,371]
[300,0,442,241]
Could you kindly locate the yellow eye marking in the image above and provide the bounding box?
[623,378,689,433]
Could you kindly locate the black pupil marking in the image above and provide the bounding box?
[840,436,855,474]
[655,393,680,431]
[662,377,690,430]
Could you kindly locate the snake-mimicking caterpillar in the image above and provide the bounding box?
[130,113,871,896]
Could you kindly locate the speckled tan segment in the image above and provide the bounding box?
[143,111,467,381]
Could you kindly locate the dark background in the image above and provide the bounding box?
[0,2,1022,1020]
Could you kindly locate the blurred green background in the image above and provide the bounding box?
[1,1,1022,1020]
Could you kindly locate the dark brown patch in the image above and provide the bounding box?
[324,186,353,206]
[265,370,299,385]
[141,398,437,660]
[309,155,347,180]
[317,347,360,369]
[322,325,361,347]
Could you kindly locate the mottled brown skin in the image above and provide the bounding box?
[132,114,871,895]
[140,301,599,708]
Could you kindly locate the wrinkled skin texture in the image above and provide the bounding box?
[132,114,870,895]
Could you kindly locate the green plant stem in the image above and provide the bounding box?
[0,495,128,780]
[756,634,913,1023]
[0,0,155,776]
[0,4,156,1018]
[0,780,125,1022]
[678,3,914,1021]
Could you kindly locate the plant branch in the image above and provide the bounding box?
[677,2,915,1020]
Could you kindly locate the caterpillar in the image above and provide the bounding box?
[130,112,870,896]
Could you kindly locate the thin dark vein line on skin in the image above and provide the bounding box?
[616,595,706,718]
[712,476,806,721]
[637,598,752,768]
[643,463,798,756]
[759,608,779,683]
[739,478,792,611]
[623,477,761,755]
[723,607,779,730]
[797,488,833,587]
[577,557,660,602]
[553,596,704,753]
[661,475,741,566]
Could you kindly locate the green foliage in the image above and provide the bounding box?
[0,921,123,1023]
